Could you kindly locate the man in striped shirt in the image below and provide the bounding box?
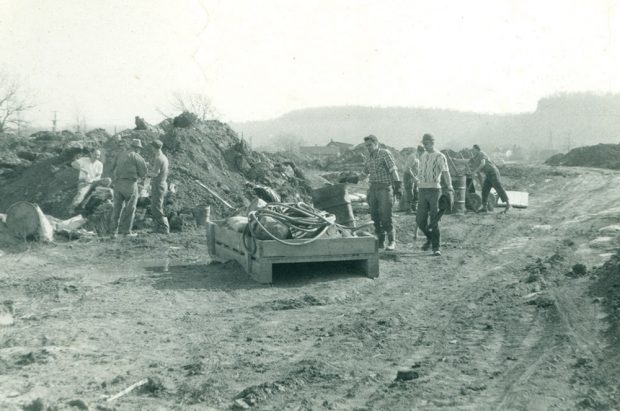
[362,135,402,251]
[416,134,453,256]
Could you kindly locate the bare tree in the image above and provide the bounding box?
[171,92,218,120]
[0,71,35,133]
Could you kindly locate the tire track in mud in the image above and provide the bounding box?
[364,216,539,409]
[366,172,605,410]
[477,169,619,409]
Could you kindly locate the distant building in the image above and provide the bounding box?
[299,144,340,158]
[300,139,353,158]
[326,139,354,155]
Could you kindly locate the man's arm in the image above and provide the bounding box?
[94,162,103,180]
[71,157,86,172]
[473,158,486,174]
[441,170,453,191]
[147,158,161,179]
[411,159,420,182]
[440,154,453,191]
[135,155,148,179]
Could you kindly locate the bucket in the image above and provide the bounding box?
[451,175,466,214]
[6,201,40,239]
[193,205,211,226]
[6,201,54,241]
[311,184,355,226]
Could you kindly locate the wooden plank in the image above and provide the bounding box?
[207,222,216,256]
[214,226,376,257]
[362,255,379,278]
[249,261,273,284]
[259,254,372,264]
[496,190,529,208]
[211,224,379,283]
[258,236,375,258]
[214,244,245,266]
[213,225,246,251]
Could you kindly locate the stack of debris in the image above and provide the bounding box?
[0,115,316,237]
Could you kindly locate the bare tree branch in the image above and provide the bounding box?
[171,92,218,121]
[0,71,35,133]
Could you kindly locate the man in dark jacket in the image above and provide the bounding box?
[110,138,148,237]
[470,144,511,213]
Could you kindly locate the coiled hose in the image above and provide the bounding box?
[242,202,344,255]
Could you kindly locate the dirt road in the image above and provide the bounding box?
[1,165,619,410]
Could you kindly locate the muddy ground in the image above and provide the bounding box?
[0,164,619,410]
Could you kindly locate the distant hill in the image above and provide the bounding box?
[231,92,620,152]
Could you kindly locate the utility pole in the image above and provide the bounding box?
[52,111,58,132]
[548,131,553,150]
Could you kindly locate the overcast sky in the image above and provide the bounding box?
[1,0,619,130]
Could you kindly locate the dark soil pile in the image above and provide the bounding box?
[590,249,620,345]
[0,130,96,218]
[545,144,620,170]
[0,120,314,221]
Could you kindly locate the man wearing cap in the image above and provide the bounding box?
[148,140,170,234]
[70,148,103,212]
[361,134,402,251]
[110,138,148,237]
[470,144,511,213]
[400,145,425,213]
[417,134,453,256]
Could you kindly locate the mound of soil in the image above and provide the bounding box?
[0,120,314,221]
[0,129,94,218]
[545,144,620,170]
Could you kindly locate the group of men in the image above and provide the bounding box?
[70,138,170,237]
[362,133,510,256]
[70,132,508,249]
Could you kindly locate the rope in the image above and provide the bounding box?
[242,202,347,255]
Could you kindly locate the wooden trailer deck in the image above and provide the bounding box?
[207,222,379,284]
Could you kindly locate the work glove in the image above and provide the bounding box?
[440,189,454,212]
[392,180,403,201]
[338,175,360,184]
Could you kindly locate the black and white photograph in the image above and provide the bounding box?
[1,0,619,409]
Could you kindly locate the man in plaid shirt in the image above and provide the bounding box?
[362,135,402,251]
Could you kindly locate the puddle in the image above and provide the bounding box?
[532,224,552,231]
[589,237,615,249]
[0,312,14,326]
[599,224,620,234]
[489,237,529,254]
[595,206,620,217]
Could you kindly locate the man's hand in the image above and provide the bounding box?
[338,175,360,184]
[392,180,403,200]
[442,188,454,211]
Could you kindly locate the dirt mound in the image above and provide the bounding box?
[545,144,620,170]
[0,120,314,221]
